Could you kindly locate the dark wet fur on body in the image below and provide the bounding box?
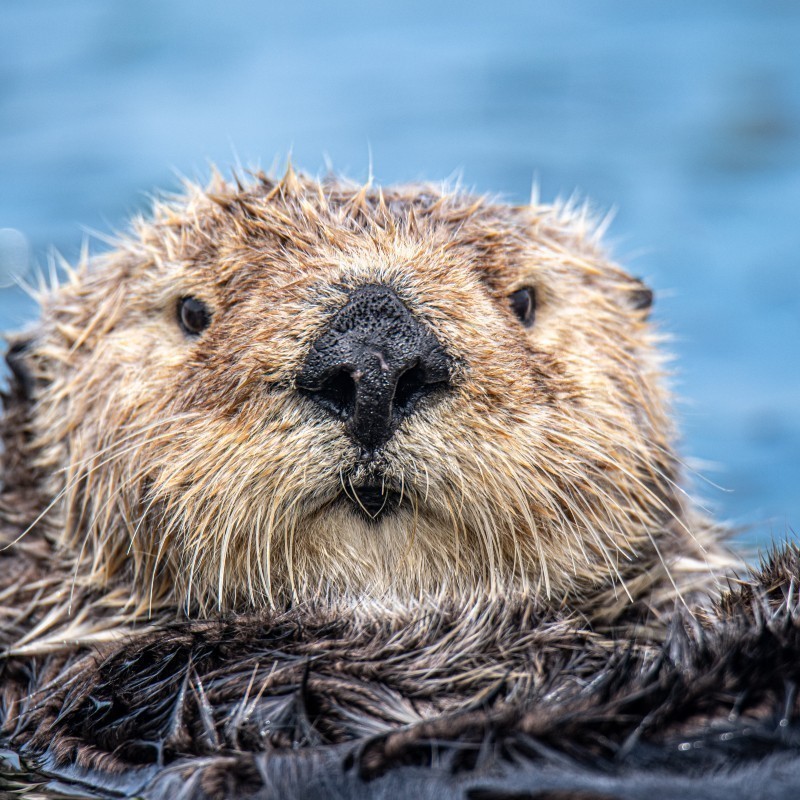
[3,547,800,798]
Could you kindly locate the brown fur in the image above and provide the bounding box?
[0,168,734,656]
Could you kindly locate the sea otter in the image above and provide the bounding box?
[1,168,797,799]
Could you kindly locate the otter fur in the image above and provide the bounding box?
[3,548,800,798]
[1,168,795,798]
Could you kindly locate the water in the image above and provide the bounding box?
[1,0,798,546]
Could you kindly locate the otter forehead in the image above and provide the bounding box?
[16,169,693,613]
[105,172,633,314]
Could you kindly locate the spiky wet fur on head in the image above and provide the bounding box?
[0,168,730,620]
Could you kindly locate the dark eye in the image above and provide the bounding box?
[177,296,211,336]
[629,279,654,312]
[509,287,536,327]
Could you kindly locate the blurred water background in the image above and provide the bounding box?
[0,0,798,548]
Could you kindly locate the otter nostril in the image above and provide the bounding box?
[394,363,443,417]
[395,364,423,415]
[302,367,357,420]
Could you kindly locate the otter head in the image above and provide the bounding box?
[1,169,713,615]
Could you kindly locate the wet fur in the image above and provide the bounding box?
[2,548,800,798]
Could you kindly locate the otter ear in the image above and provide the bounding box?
[627,278,654,317]
[4,337,35,402]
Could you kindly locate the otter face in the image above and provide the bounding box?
[12,171,681,612]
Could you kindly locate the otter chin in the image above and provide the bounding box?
[0,167,734,627]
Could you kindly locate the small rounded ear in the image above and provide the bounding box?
[4,337,35,402]
[627,278,654,315]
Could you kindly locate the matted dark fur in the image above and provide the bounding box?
[0,169,794,797]
[2,547,800,798]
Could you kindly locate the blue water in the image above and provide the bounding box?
[1,0,798,546]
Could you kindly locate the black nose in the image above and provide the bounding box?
[297,284,452,454]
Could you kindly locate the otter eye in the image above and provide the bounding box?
[177,296,211,336]
[509,287,536,327]
[629,279,654,312]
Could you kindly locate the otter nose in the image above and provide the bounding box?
[297,284,452,454]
